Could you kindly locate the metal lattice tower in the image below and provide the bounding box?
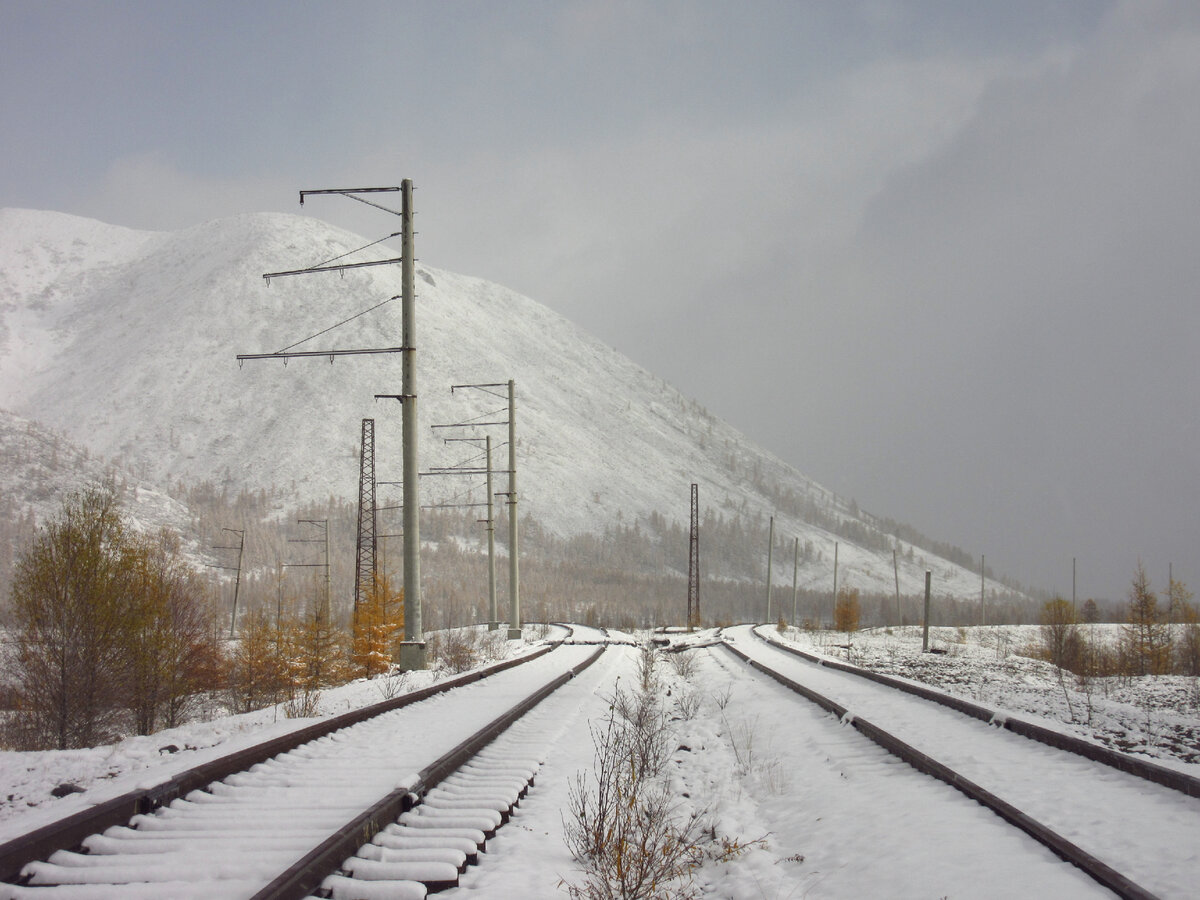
[354,418,378,624]
[688,483,699,630]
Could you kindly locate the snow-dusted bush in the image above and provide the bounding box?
[564,676,704,899]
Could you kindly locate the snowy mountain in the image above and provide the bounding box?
[0,208,998,599]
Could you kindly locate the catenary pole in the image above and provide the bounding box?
[791,536,799,627]
[506,379,521,639]
[486,435,498,631]
[893,548,901,626]
[832,541,839,628]
[765,516,775,624]
[922,570,932,652]
[399,179,424,668]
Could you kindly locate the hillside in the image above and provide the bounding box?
[0,208,1009,602]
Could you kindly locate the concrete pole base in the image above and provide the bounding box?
[487,621,499,631]
[506,626,523,641]
[398,641,427,671]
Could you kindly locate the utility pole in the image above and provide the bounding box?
[980,554,986,627]
[288,519,330,624]
[433,433,499,630]
[791,536,799,627]
[687,483,699,631]
[485,435,497,631]
[922,570,932,652]
[398,179,422,666]
[506,379,520,640]
[440,381,519,638]
[238,181,424,669]
[209,528,245,639]
[765,516,775,624]
[832,541,839,629]
[893,548,901,627]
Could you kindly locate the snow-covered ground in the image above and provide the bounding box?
[2,623,1197,897]
[0,626,550,843]
[781,623,1200,768]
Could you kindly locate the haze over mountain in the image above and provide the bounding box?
[0,208,1007,600]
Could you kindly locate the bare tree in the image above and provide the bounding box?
[1040,596,1081,672]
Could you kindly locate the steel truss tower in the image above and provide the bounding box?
[354,418,377,624]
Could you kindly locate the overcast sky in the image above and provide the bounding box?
[3,1,1197,601]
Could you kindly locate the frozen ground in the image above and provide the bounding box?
[780,623,1200,768]
[0,625,545,842]
[2,623,1197,897]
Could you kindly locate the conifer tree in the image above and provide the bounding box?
[1121,562,1171,676]
[351,575,403,678]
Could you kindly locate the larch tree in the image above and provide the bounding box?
[1121,561,1171,677]
[834,586,861,633]
[351,574,403,678]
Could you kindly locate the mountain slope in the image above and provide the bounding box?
[0,208,997,598]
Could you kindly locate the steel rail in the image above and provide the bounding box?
[719,639,1157,900]
[253,643,606,899]
[752,626,1200,798]
[0,633,568,886]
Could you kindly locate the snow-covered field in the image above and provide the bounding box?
[2,623,1197,897]
[783,623,1200,768]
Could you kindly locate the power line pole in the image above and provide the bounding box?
[398,180,422,667]
[893,548,901,627]
[434,434,499,630]
[209,528,245,639]
[288,519,329,624]
[832,541,839,629]
[791,536,799,628]
[765,515,775,624]
[687,483,699,631]
[980,554,986,626]
[922,569,932,652]
[441,381,519,638]
[238,180,424,669]
[505,379,520,639]
[485,435,497,631]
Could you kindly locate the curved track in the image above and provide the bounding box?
[721,624,1200,898]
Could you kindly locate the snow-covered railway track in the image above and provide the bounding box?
[721,624,1200,899]
[0,637,605,899]
[754,626,1200,798]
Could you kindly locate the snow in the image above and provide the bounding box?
[0,627,552,842]
[780,623,1200,769]
[0,207,996,599]
[2,625,1198,897]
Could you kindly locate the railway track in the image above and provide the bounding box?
[0,628,609,899]
[719,624,1200,898]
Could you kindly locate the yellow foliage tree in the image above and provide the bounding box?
[834,587,861,633]
[226,609,288,714]
[352,574,404,678]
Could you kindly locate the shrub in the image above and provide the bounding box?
[564,683,703,899]
[1040,597,1081,673]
